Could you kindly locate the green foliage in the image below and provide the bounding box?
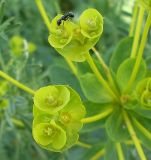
[110,37,133,73]
[106,107,130,142]
[104,141,119,160]
[79,73,112,103]
[116,58,146,92]
[132,116,151,150]
[1,0,151,160]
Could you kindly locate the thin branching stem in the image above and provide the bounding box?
[0,70,35,95]
[115,143,125,160]
[85,52,119,101]
[129,3,139,37]
[92,47,119,96]
[125,11,151,93]
[81,107,113,124]
[130,7,145,58]
[35,0,51,30]
[123,110,147,160]
[76,141,92,149]
[132,118,151,141]
[35,0,78,78]
[90,148,105,160]
[65,58,78,77]
[92,47,109,73]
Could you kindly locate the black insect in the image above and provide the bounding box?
[57,12,74,26]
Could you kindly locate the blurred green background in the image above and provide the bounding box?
[1,0,148,160]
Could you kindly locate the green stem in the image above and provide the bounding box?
[35,0,51,31]
[90,148,105,160]
[92,47,109,73]
[81,107,113,124]
[53,0,61,14]
[132,118,151,141]
[35,0,78,78]
[130,7,145,58]
[123,111,147,160]
[65,58,79,78]
[115,143,125,160]
[76,141,92,149]
[92,47,119,96]
[125,11,151,93]
[12,118,25,128]
[124,140,134,145]
[0,70,35,95]
[85,52,119,101]
[129,3,139,37]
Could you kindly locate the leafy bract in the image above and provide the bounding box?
[79,73,113,103]
[136,78,151,109]
[105,108,130,142]
[79,8,103,38]
[104,141,118,160]
[116,58,146,92]
[110,37,133,73]
[34,85,70,114]
[32,120,66,151]
[32,85,86,151]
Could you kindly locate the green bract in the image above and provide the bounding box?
[48,14,73,48]
[33,120,66,150]
[55,40,87,62]
[59,87,86,130]
[136,78,151,108]
[79,8,103,38]
[34,86,70,114]
[32,85,86,151]
[59,87,85,147]
[141,91,151,108]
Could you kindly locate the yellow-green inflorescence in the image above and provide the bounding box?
[10,35,37,57]
[136,78,151,108]
[32,85,86,152]
[48,8,103,62]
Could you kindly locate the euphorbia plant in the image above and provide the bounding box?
[0,0,151,159]
[32,85,85,151]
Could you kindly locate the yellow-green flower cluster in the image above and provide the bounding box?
[32,85,85,152]
[10,35,37,57]
[136,78,151,109]
[48,8,103,62]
